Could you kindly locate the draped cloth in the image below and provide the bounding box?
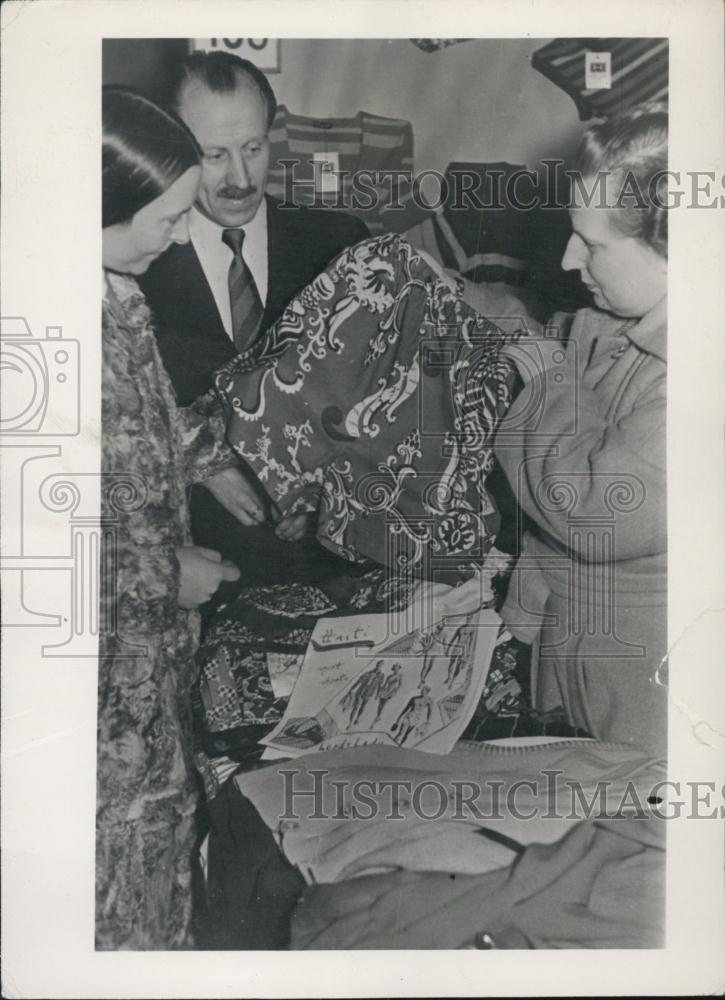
[215,235,519,580]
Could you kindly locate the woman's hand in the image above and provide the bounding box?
[274,512,310,542]
[270,503,312,543]
[204,466,265,526]
[176,545,240,609]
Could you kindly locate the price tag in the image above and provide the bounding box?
[313,151,341,194]
[585,51,612,90]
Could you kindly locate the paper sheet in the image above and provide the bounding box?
[261,606,501,757]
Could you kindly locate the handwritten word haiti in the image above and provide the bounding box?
[312,626,376,650]
[320,626,367,644]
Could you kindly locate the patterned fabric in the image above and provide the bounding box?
[532,38,668,121]
[193,569,416,796]
[98,271,233,950]
[243,583,337,618]
[221,227,264,351]
[215,235,519,580]
[266,107,425,234]
[193,568,589,800]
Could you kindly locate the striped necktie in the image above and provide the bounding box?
[221,227,264,352]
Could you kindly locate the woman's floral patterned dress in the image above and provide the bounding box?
[97,272,233,949]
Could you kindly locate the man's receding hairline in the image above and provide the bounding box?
[176,75,268,116]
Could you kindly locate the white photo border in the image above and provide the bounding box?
[1,0,724,996]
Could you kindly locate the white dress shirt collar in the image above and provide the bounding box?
[188,198,269,341]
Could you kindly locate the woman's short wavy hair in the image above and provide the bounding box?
[103,86,201,228]
[572,102,668,258]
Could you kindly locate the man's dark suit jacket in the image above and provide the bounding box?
[138,196,370,601]
[140,196,370,406]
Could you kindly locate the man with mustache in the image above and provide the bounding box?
[140,51,369,589]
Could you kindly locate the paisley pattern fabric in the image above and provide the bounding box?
[215,235,519,580]
[98,272,233,950]
[193,568,589,801]
[193,569,425,798]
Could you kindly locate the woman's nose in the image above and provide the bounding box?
[561,234,584,272]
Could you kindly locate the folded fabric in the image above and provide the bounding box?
[290,815,665,949]
[235,739,665,887]
[215,234,519,578]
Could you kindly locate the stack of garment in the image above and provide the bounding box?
[234,740,667,949]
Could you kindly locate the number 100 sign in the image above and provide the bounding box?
[192,38,281,72]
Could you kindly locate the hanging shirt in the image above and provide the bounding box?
[266,106,426,234]
[189,200,269,341]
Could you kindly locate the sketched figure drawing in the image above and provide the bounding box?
[444,626,475,689]
[391,685,434,745]
[341,660,384,725]
[418,622,449,684]
[372,663,403,726]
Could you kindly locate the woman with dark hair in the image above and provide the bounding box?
[494,103,669,752]
[98,86,253,949]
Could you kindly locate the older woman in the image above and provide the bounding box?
[494,103,668,752]
[98,87,261,950]
[283,104,669,954]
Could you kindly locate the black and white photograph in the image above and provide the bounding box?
[2,2,724,997]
